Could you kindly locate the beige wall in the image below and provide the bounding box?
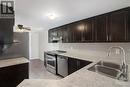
[29,31,40,59]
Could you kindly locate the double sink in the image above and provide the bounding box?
[88,61,122,79]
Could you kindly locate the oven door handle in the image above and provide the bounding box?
[47,59,55,61]
[46,55,55,58]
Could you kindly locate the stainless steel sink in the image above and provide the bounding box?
[88,61,122,79]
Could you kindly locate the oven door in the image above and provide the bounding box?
[46,54,56,74]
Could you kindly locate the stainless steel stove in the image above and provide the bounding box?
[45,50,66,74]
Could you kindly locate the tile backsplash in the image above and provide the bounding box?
[48,43,130,64]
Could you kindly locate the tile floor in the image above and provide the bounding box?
[29,59,62,80]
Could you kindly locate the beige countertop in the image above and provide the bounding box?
[0,57,29,68]
[17,52,130,87]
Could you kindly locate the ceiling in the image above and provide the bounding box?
[15,0,130,30]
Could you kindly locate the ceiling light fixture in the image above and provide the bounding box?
[14,25,31,32]
[46,12,58,20]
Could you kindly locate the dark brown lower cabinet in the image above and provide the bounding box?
[68,58,78,74]
[68,58,92,75]
[0,63,29,87]
[77,59,92,70]
[44,52,47,67]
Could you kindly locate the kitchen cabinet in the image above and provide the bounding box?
[127,8,130,41]
[66,19,94,43]
[48,29,52,43]
[48,7,130,43]
[94,15,108,42]
[67,24,74,43]
[56,28,62,39]
[44,52,47,67]
[108,9,128,42]
[77,59,92,69]
[68,22,83,42]
[83,18,94,42]
[61,26,69,43]
[68,58,78,74]
[0,63,29,87]
[0,18,14,44]
[48,26,66,43]
[48,29,58,43]
[56,26,69,43]
[94,8,129,42]
[68,57,92,75]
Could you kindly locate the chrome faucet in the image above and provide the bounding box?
[107,46,128,81]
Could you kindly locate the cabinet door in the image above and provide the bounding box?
[0,18,14,44]
[94,15,108,42]
[67,24,74,42]
[0,63,29,87]
[48,29,58,43]
[57,28,62,38]
[61,26,69,43]
[78,59,92,69]
[127,8,130,41]
[44,52,47,67]
[108,10,128,42]
[68,58,78,74]
[68,21,86,42]
[68,23,80,43]
[68,58,92,75]
[83,18,94,42]
[48,29,53,43]
[72,22,82,42]
[48,30,51,43]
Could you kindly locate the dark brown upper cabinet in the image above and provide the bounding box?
[48,26,69,43]
[94,14,108,42]
[48,7,130,43]
[67,19,94,43]
[67,21,85,42]
[56,26,69,43]
[94,8,129,42]
[108,9,128,42]
[66,24,73,43]
[48,29,55,43]
[127,8,130,41]
[60,26,69,43]
[83,18,94,42]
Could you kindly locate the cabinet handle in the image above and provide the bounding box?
[109,35,111,41]
[107,35,109,41]
[77,61,80,67]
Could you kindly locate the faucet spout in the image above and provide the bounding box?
[107,46,128,81]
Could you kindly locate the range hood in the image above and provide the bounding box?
[51,36,63,43]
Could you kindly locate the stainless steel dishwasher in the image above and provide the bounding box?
[57,55,68,77]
